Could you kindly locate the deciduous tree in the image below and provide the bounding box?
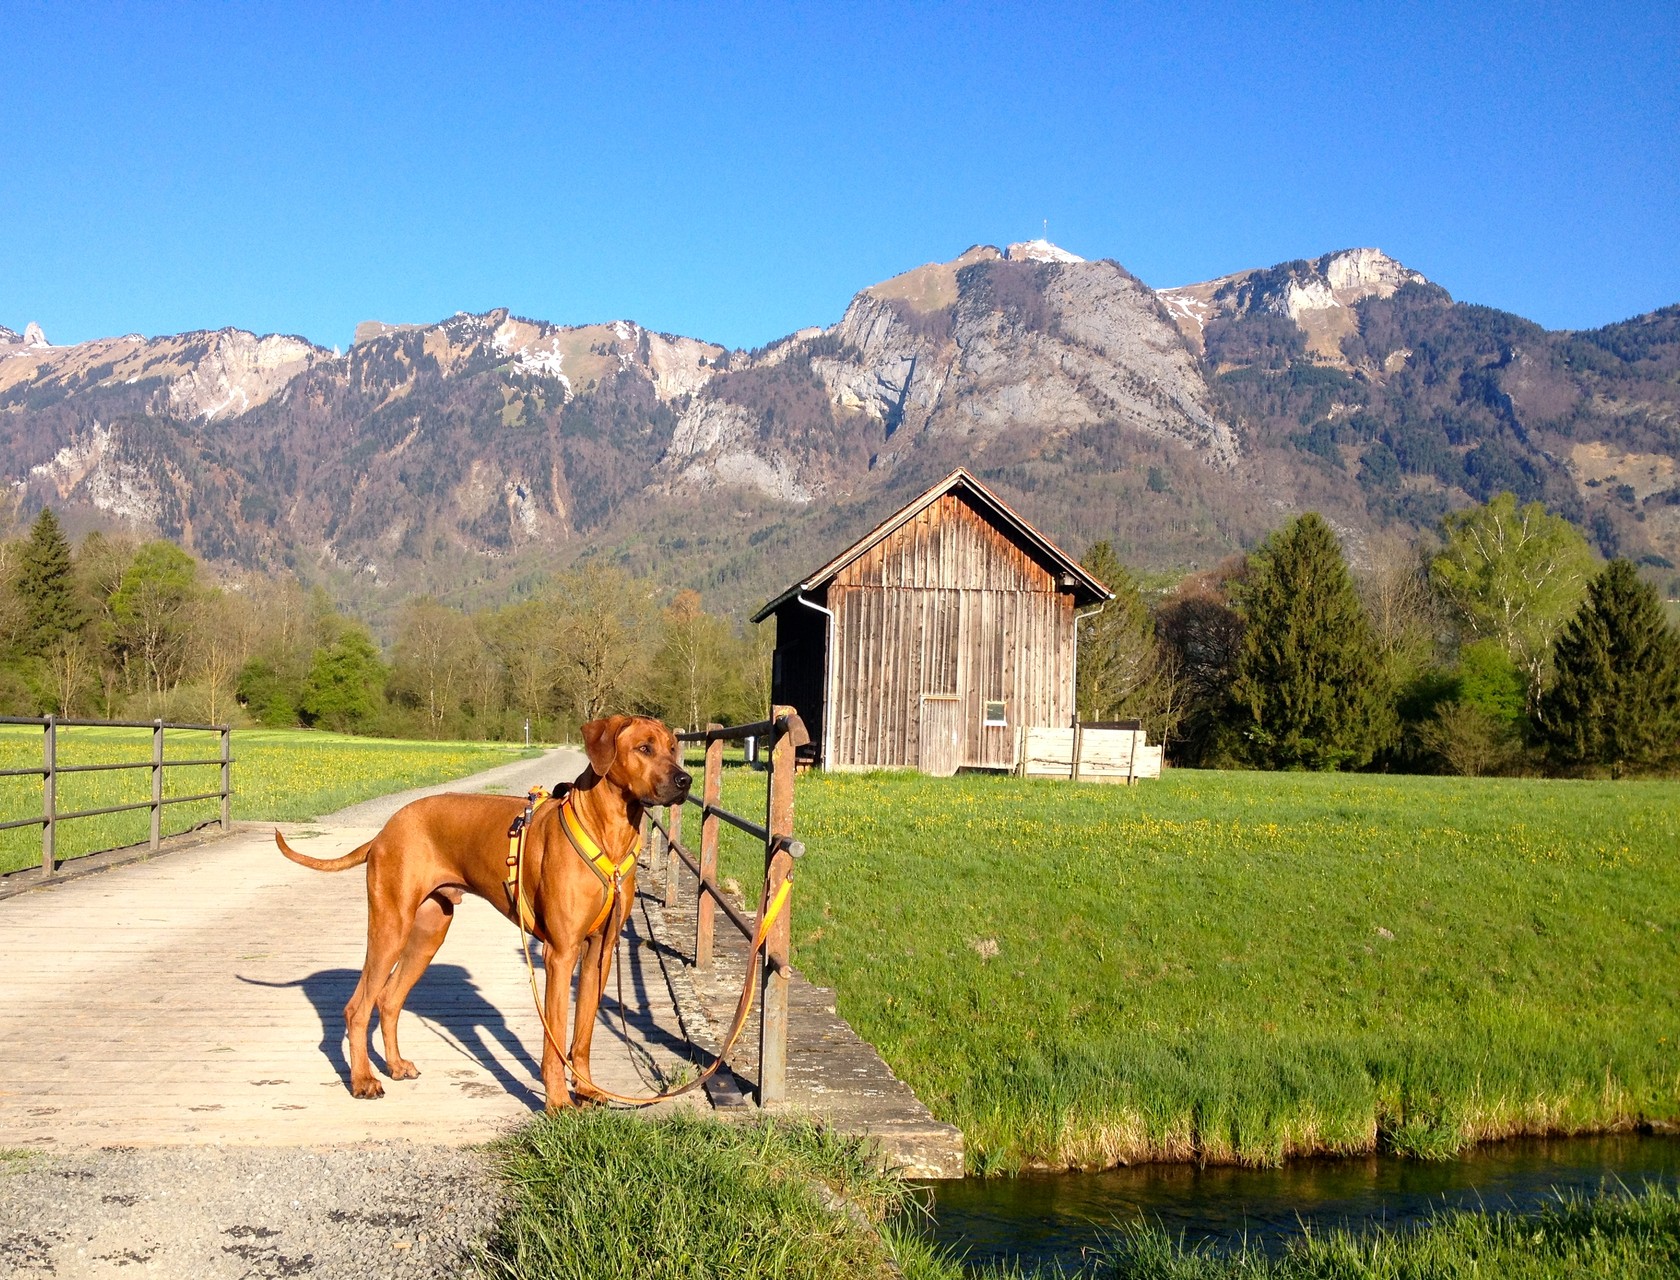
[109,541,200,701]
[1075,541,1175,738]
[549,565,655,727]
[1155,558,1246,764]
[653,589,732,731]
[391,598,477,738]
[1432,493,1595,705]
[301,627,387,732]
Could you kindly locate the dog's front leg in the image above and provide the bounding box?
[540,939,579,1110]
[569,932,611,1103]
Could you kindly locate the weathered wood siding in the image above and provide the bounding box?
[826,494,1075,770]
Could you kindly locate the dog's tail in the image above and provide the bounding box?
[275,829,373,872]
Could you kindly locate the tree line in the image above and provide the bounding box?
[1077,491,1680,777]
[6,494,1676,774]
[0,509,769,739]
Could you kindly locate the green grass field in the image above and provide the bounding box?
[0,726,535,875]
[698,766,1680,1171]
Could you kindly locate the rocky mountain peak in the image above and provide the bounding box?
[1158,247,1429,366]
[1320,247,1422,297]
[22,322,48,348]
[1003,239,1084,264]
[347,307,724,404]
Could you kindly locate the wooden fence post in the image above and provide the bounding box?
[220,726,232,830]
[150,720,164,851]
[665,800,682,909]
[695,724,722,969]
[41,716,56,875]
[759,705,797,1108]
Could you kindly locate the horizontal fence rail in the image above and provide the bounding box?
[643,706,809,1107]
[0,716,233,875]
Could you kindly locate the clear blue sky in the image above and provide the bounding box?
[4,2,1675,352]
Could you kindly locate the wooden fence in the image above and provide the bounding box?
[0,716,233,875]
[645,706,808,1107]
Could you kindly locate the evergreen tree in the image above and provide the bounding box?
[16,507,85,655]
[1534,559,1680,775]
[1231,513,1394,769]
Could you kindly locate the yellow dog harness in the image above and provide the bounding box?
[503,786,639,938]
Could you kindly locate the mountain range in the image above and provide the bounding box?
[4,240,1677,622]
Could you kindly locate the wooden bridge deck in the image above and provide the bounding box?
[0,749,702,1149]
[0,746,963,1178]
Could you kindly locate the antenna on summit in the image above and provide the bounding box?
[1043,218,1048,239]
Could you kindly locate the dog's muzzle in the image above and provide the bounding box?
[648,770,692,807]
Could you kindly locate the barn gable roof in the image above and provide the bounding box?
[752,468,1112,621]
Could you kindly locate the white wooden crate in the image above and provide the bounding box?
[1016,726,1162,782]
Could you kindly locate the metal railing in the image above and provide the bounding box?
[645,705,809,1107]
[0,716,233,875]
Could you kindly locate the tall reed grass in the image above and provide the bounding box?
[1088,1185,1680,1278]
[479,1110,953,1280]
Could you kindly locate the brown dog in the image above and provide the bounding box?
[276,714,690,1109]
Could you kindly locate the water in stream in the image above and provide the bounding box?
[922,1133,1680,1272]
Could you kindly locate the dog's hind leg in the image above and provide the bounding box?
[345,895,417,1100]
[376,891,455,1082]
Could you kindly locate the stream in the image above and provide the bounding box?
[921,1133,1680,1271]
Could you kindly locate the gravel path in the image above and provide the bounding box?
[0,1143,503,1279]
[322,746,585,826]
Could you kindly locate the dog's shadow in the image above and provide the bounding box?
[239,965,544,1109]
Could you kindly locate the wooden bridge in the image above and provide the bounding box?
[0,740,961,1176]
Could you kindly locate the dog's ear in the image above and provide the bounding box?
[582,716,627,776]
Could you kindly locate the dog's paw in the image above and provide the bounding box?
[388,1059,420,1081]
[351,1077,386,1099]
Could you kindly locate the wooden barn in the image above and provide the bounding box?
[752,470,1111,774]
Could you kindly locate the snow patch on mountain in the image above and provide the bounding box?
[1004,240,1084,264]
[492,318,572,389]
[1157,288,1211,334]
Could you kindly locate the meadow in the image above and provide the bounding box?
[0,725,534,875]
[700,765,1680,1172]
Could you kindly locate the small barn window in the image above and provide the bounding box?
[983,700,1007,727]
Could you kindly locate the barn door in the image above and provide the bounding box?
[919,695,962,777]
